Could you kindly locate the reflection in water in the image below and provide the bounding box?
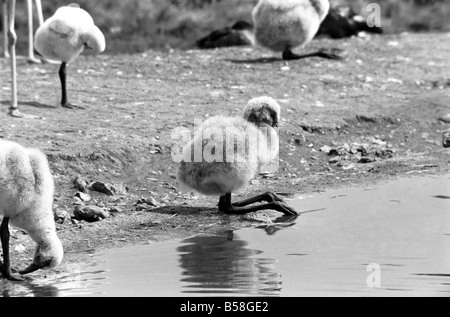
[177,231,282,296]
[0,280,60,297]
[432,195,450,200]
[2,174,449,296]
[255,214,298,235]
[415,273,450,277]
[0,269,107,297]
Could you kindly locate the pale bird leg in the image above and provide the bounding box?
[7,0,41,119]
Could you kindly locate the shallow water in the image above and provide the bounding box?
[1,173,450,297]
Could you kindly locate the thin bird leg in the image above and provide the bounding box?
[218,193,298,216]
[26,0,40,63]
[34,0,43,25]
[29,0,49,63]
[59,62,68,106]
[232,191,285,207]
[59,62,84,109]
[282,48,343,60]
[7,0,40,119]
[2,0,9,58]
[0,217,24,281]
[218,193,232,212]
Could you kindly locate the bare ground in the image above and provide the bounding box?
[1,32,450,277]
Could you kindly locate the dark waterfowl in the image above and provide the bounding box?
[196,20,254,49]
[317,5,383,39]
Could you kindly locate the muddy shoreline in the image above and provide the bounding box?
[1,32,449,278]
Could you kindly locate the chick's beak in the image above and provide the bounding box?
[19,263,41,275]
[19,259,52,275]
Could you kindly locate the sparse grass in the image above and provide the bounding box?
[1,0,449,55]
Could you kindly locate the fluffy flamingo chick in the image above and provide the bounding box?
[34,3,105,109]
[252,0,342,60]
[0,140,63,281]
[177,96,298,215]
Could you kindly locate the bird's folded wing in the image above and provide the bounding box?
[49,20,74,38]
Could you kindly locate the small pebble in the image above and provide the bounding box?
[443,131,450,148]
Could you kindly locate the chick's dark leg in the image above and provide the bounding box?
[282,49,299,60]
[0,217,24,281]
[218,193,232,213]
[218,193,298,216]
[282,48,343,60]
[232,191,285,207]
[59,62,84,109]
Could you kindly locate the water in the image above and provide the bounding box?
[1,173,450,297]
